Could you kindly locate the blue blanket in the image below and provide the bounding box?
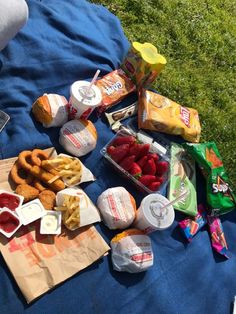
[0,1,236,313]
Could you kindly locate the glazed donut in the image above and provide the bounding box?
[10,161,34,185]
[33,179,48,192]
[18,150,33,171]
[31,149,49,166]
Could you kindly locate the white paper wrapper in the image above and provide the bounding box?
[59,120,97,157]
[43,94,68,128]
[111,231,153,273]
[56,187,101,230]
[97,187,136,230]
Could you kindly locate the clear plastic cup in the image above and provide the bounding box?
[68,80,102,120]
[133,194,175,233]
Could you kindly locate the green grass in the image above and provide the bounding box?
[92,0,236,190]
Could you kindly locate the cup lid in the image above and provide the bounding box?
[141,194,175,230]
[70,80,102,106]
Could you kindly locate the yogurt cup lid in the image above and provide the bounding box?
[141,194,175,230]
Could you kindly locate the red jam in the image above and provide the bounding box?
[0,211,20,233]
[0,193,20,211]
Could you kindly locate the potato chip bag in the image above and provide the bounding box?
[95,69,136,114]
[138,89,201,143]
[121,42,167,88]
[183,142,236,216]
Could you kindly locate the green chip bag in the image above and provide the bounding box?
[183,142,236,216]
[169,143,197,216]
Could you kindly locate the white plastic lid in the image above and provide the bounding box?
[70,80,102,107]
[141,194,175,230]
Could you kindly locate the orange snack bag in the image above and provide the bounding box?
[138,89,201,143]
[95,69,136,114]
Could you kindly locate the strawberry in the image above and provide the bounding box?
[119,155,136,171]
[129,162,142,177]
[137,155,148,169]
[138,143,151,158]
[147,153,159,162]
[111,135,136,147]
[148,181,161,191]
[142,158,156,175]
[156,161,169,175]
[138,175,156,186]
[107,145,116,155]
[156,176,164,184]
[129,143,150,160]
[109,144,130,163]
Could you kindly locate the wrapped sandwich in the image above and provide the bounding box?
[111,229,153,273]
[97,187,136,230]
[59,119,97,157]
[32,93,68,127]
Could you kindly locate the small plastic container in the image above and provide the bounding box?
[40,211,61,235]
[0,190,24,212]
[133,194,175,233]
[0,207,22,238]
[16,199,46,225]
[100,127,170,194]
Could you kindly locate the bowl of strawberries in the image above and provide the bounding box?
[100,128,170,194]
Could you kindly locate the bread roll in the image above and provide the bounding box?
[59,119,97,157]
[32,93,68,127]
[97,187,136,230]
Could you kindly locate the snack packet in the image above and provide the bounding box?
[55,187,101,230]
[105,101,138,128]
[207,215,231,258]
[121,42,167,88]
[169,143,197,216]
[179,204,207,241]
[183,142,236,216]
[95,69,136,114]
[110,229,153,273]
[138,89,201,143]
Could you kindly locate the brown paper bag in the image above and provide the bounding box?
[0,222,110,303]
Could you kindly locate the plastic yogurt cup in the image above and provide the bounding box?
[68,80,102,120]
[133,194,175,233]
[40,210,61,235]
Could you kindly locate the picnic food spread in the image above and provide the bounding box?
[0,40,235,303]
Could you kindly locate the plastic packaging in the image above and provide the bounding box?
[100,126,170,194]
[168,143,197,216]
[121,42,167,88]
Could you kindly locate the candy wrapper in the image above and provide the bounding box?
[105,101,138,128]
[179,204,207,241]
[183,142,236,216]
[169,143,197,216]
[121,42,167,88]
[95,69,136,114]
[207,215,231,258]
[138,89,201,143]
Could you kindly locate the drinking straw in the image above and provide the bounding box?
[159,190,189,212]
[85,69,100,96]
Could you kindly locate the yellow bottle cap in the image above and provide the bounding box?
[133,42,167,66]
